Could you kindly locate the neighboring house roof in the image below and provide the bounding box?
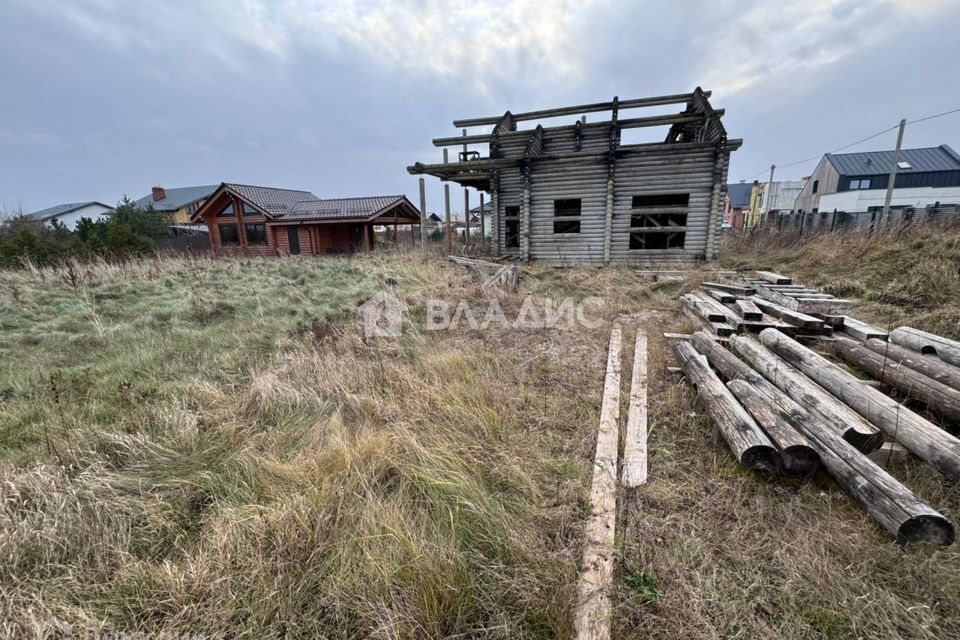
[469,202,493,214]
[134,185,218,212]
[194,183,418,222]
[27,201,112,221]
[726,183,753,208]
[826,145,960,176]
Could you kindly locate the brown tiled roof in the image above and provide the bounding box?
[221,184,413,221]
[225,183,319,215]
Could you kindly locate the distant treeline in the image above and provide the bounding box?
[0,198,173,268]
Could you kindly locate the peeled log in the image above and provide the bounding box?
[762,389,954,545]
[834,338,960,423]
[862,338,960,392]
[692,336,951,544]
[760,328,960,480]
[672,341,779,473]
[890,327,960,369]
[688,332,819,472]
[727,334,883,452]
[727,380,819,474]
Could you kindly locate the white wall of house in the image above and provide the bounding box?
[818,186,960,213]
[44,203,113,231]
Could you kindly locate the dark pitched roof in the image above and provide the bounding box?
[826,145,960,176]
[225,183,319,215]
[133,185,218,212]
[27,201,112,221]
[287,195,407,221]
[726,182,753,208]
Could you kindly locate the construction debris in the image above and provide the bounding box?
[448,255,520,292]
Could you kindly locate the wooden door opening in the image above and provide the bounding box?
[287,227,301,254]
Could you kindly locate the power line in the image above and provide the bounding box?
[740,104,960,181]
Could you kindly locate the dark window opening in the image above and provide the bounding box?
[849,178,872,190]
[554,199,581,217]
[219,224,240,245]
[631,212,687,228]
[632,193,689,208]
[216,201,235,217]
[504,206,520,218]
[630,231,685,250]
[245,223,267,245]
[812,180,819,194]
[242,203,259,215]
[553,220,581,234]
[505,219,519,248]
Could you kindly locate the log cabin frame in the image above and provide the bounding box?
[191,183,422,256]
[408,88,742,265]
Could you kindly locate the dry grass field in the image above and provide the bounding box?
[1,226,959,639]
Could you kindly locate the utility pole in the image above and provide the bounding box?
[764,164,776,227]
[881,118,907,226]
[443,148,452,254]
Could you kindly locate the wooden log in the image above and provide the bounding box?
[762,388,954,545]
[727,334,883,452]
[662,332,690,341]
[692,334,952,544]
[840,316,887,342]
[727,380,819,475]
[622,330,649,487]
[833,338,960,423]
[681,294,725,322]
[756,270,792,284]
[890,327,960,369]
[691,291,739,323]
[574,324,623,639]
[734,299,763,321]
[672,341,780,472]
[759,328,960,479]
[751,282,853,314]
[817,314,847,328]
[749,297,825,329]
[701,281,755,296]
[702,287,736,303]
[862,338,960,392]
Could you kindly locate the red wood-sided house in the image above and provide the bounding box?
[191,183,422,256]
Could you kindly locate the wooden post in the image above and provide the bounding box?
[759,328,960,479]
[479,192,485,247]
[622,329,648,487]
[764,164,776,225]
[419,177,427,259]
[491,171,500,257]
[574,323,624,640]
[443,148,453,254]
[463,129,470,246]
[881,118,906,226]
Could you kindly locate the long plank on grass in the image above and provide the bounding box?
[756,270,792,284]
[574,323,623,640]
[622,330,648,488]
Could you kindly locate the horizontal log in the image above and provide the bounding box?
[702,282,755,296]
[749,297,825,329]
[734,299,762,321]
[727,379,819,474]
[890,327,960,368]
[702,333,881,452]
[759,328,960,479]
[839,317,888,342]
[756,271,792,284]
[863,338,960,392]
[692,334,952,544]
[702,287,736,303]
[672,341,779,472]
[833,338,960,423]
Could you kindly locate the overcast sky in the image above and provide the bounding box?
[2,0,959,214]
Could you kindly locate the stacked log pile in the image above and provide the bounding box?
[670,307,960,545]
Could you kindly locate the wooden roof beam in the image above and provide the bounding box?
[433,133,495,147]
[452,91,709,128]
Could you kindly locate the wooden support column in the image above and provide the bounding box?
[393,212,399,250]
[443,148,452,254]
[705,141,728,260]
[479,192,486,247]
[491,171,501,257]
[463,129,470,246]
[521,161,531,261]
[603,97,618,265]
[419,177,427,259]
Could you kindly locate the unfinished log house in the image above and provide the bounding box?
[408,89,741,264]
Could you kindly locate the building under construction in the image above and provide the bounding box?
[408,88,741,265]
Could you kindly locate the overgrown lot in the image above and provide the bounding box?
[1,237,959,639]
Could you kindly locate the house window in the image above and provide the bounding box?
[553,198,581,234]
[629,193,689,250]
[216,202,235,217]
[219,224,240,245]
[629,232,685,250]
[897,161,912,170]
[504,205,520,248]
[812,180,819,194]
[245,223,267,245]
[242,203,259,215]
[849,178,872,190]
